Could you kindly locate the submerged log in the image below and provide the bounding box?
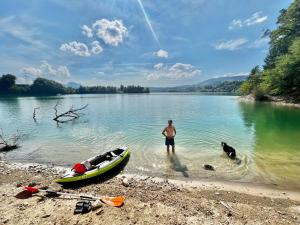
[53,101,88,123]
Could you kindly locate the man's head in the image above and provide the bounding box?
[168,120,173,126]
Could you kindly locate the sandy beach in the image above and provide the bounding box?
[0,158,299,225]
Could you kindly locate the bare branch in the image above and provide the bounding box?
[53,104,88,123]
[54,100,60,118]
[0,129,22,152]
[33,107,40,121]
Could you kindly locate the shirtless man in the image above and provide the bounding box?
[162,120,177,154]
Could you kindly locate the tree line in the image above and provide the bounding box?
[0,75,150,96]
[196,81,243,93]
[239,0,300,102]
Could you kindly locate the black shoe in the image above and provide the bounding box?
[74,200,92,214]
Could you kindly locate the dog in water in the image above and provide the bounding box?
[221,142,236,159]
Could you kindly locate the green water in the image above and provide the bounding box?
[0,94,299,189]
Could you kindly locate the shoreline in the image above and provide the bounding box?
[1,158,300,224]
[3,156,300,193]
[238,95,300,108]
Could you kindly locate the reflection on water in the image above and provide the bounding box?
[0,94,299,190]
[238,101,300,189]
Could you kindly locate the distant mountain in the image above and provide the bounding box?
[149,75,248,92]
[197,75,248,86]
[66,82,81,89]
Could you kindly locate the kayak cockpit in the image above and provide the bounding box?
[89,148,126,166]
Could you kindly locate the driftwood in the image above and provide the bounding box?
[33,107,40,121]
[219,201,240,216]
[0,130,21,152]
[53,101,88,123]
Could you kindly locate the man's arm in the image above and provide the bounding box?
[162,128,166,137]
[173,127,176,137]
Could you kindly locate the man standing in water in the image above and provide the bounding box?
[162,120,176,154]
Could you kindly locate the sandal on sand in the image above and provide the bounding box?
[74,200,92,214]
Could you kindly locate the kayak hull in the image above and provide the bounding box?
[56,147,130,183]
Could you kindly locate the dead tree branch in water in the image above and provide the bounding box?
[33,107,40,121]
[0,129,22,152]
[53,101,88,123]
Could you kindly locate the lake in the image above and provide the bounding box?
[0,93,300,189]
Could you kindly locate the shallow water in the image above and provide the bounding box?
[0,93,299,189]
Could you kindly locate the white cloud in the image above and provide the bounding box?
[147,73,160,81]
[215,38,248,51]
[20,67,42,77]
[60,41,91,56]
[167,63,201,79]
[92,19,127,46]
[229,11,267,29]
[40,60,57,76]
[154,63,164,70]
[0,15,47,49]
[229,19,243,29]
[56,66,71,78]
[154,49,169,58]
[90,41,103,54]
[147,62,201,81]
[20,61,71,79]
[244,12,268,26]
[60,41,103,56]
[81,25,93,38]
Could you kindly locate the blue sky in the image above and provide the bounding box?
[0,0,293,87]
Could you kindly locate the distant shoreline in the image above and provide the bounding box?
[0,92,239,98]
[0,92,151,98]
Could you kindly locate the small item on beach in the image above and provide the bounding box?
[16,186,125,207]
[15,190,34,199]
[92,200,102,211]
[122,178,130,187]
[203,164,215,171]
[74,200,92,214]
[220,201,239,216]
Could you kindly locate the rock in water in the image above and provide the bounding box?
[203,164,215,171]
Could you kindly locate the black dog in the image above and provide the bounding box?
[221,142,236,159]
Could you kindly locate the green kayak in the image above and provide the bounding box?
[56,146,130,183]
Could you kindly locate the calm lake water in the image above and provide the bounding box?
[1,93,300,189]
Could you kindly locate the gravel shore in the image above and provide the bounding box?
[0,159,300,225]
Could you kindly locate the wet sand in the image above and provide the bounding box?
[0,159,300,225]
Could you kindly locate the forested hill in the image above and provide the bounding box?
[150,76,247,93]
[239,0,300,102]
[0,75,149,96]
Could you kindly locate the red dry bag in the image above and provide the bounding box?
[72,163,87,174]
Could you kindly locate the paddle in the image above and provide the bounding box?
[16,186,124,207]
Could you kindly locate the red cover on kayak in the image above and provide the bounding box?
[72,163,87,174]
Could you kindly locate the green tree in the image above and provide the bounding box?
[239,66,262,96]
[0,74,16,93]
[30,78,68,95]
[264,1,300,69]
[240,0,300,101]
[261,37,300,96]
